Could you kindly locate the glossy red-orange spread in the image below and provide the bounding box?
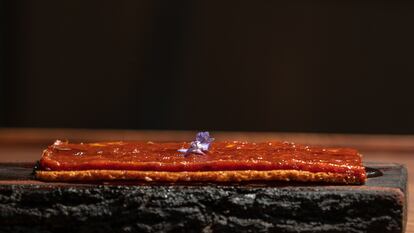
[40,141,366,179]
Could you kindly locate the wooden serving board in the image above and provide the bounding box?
[0,162,407,233]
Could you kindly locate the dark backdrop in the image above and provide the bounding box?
[2,0,414,133]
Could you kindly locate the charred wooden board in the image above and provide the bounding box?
[0,162,407,233]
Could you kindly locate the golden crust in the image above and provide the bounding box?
[36,169,364,184]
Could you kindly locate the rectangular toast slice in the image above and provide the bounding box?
[36,140,366,184]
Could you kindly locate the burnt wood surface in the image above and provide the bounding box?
[0,162,407,233]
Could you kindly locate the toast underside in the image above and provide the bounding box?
[36,169,362,184]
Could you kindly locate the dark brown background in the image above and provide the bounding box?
[2,0,414,133]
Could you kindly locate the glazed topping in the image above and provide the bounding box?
[40,140,366,178]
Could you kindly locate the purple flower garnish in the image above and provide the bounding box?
[178,131,214,155]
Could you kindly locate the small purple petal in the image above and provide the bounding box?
[187,148,205,155]
[196,131,214,151]
[196,132,214,144]
[178,131,214,155]
[177,148,188,153]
